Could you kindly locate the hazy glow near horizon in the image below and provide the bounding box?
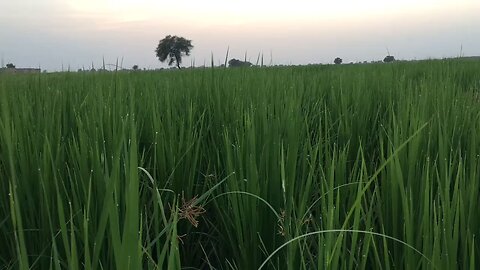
[69,0,460,23]
[1,0,479,70]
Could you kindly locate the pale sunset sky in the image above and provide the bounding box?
[0,0,479,71]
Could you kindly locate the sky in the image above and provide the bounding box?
[0,0,479,71]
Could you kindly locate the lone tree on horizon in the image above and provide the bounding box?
[334,57,342,64]
[155,35,193,69]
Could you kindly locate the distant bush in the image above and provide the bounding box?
[384,55,395,63]
[228,59,252,68]
[334,57,342,64]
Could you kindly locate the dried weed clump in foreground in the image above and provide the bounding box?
[0,59,479,269]
[178,194,206,228]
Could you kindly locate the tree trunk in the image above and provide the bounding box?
[176,55,181,69]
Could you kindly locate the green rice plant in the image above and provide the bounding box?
[0,59,479,269]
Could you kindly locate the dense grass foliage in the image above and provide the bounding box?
[0,60,479,269]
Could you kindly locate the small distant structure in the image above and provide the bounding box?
[11,68,41,74]
[0,63,41,74]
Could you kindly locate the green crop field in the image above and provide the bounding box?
[0,59,479,269]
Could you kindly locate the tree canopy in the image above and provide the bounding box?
[6,63,15,68]
[155,35,193,69]
[334,57,342,65]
